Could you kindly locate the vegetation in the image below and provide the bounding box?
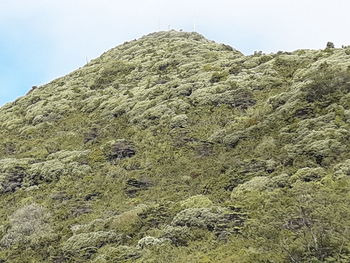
[1,30,350,262]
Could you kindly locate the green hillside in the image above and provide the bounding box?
[1,30,350,262]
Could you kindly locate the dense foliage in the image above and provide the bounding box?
[1,30,350,262]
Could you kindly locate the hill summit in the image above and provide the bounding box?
[1,30,350,262]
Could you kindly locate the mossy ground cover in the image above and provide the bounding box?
[1,31,350,262]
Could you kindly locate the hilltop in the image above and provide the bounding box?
[1,30,350,262]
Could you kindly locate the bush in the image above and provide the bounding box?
[169,114,188,129]
[210,71,229,83]
[109,205,147,234]
[301,63,350,104]
[0,203,52,248]
[161,225,193,246]
[231,176,272,199]
[179,195,213,209]
[138,203,172,228]
[273,55,303,78]
[71,218,108,235]
[241,180,350,262]
[290,167,326,183]
[0,152,92,193]
[223,132,244,147]
[62,231,122,255]
[228,64,242,75]
[92,60,135,88]
[137,236,168,249]
[172,208,217,230]
[334,159,350,178]
[211,89,256,109]
[93,245,141,262]
[171,206,243,233]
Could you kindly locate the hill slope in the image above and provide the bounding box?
[1,30,350,262]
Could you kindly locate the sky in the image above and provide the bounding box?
[1,0,350,106]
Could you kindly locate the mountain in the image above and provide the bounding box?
[1,30,350,262]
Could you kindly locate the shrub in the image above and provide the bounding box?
[138,203,172,228]
[255,137,278,159]
[0,203,52,248]
[172,207,219,230]
[161,225,193,246]
[210,71,229,83]
[179,195,213,209]
[71,218,108,235]
[92,60,135,88]
[242,180,350,262]
[223,132,244,147]
[304,139,345,165]
[228,64,242,75]
[211,89,256,109]
[290,167,326,183]
[109,205,147,234]
[137,236,168,249]
[93,245,141,262]
[273,55,303,78]
[333,159,350,178]
[62,231,122,255]
[169,114,188,129]
[301,63,350,104]
[27,159,91,185]
[231,176,272,199]
[171,206,243,233]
